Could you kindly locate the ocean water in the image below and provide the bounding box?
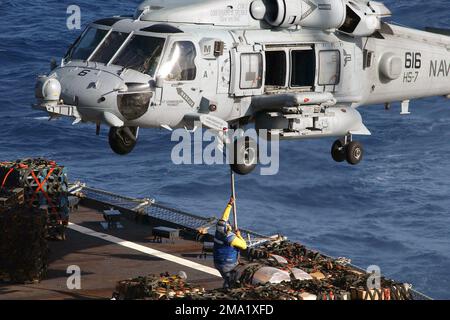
[0,0,449,299]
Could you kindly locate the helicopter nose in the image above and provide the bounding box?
[54,67,127,121]
[41,65,154,126]
[42,65,131,126]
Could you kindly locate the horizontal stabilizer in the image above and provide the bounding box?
[425,27,450,37]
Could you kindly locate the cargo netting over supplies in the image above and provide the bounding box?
[0,158,71,283]
[1,159,70,239]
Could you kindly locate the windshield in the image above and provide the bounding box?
[90,31,129,64]
[68,27,108,61]
[112,35,165,77]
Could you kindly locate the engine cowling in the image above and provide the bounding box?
[251,0,391,36]
[338,0,391,37]
[252,0,346,29]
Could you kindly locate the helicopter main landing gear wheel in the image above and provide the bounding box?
[331,140,346,163]
[331,137,364,165]
[346,141,363,165]
[230,136,259,175]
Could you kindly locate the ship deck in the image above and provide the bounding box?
[0,184,431,300]
[0,204,223,300]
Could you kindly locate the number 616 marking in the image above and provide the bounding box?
[405,52,421,69]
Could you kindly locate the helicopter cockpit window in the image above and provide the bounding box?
[112,35,165,76]
[90,31,129,64]
[158,41,197,81]
[68,27,109,61]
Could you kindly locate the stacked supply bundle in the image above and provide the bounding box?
[114,271,413,301]
[113,273,205,300]
[242,241,413,300]
[0,159,69,240]
[0,206,49,283]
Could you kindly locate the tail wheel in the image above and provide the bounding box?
[230,137,259,175]
[346,141,364,165]
[331,140,346,163]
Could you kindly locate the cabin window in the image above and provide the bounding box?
[112,35,165,76]
[69,27,109,61]
[290,49,316,88]
[240,53,263,89]
[265,51,286,87]
[90,31,129,64]
[159,41,197,81]
[318,50,341,85]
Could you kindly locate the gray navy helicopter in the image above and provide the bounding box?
[34,0,450,175]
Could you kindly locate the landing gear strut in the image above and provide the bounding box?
[331,136,364,165]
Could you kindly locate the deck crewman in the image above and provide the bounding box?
[213,197,247,289]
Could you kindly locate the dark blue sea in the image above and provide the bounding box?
[0,0,449,299]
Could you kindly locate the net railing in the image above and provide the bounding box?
[72,184,268,242]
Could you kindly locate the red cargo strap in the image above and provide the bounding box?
[29,167,58,213]
[31,168,55,193]
[1,168,14,189]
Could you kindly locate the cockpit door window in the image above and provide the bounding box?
[230,44,265,97]
[158,41,197,81]
[90,31,129,64]
[68,27,109,61]
[112,35,165,76]
[240,53,263,89]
